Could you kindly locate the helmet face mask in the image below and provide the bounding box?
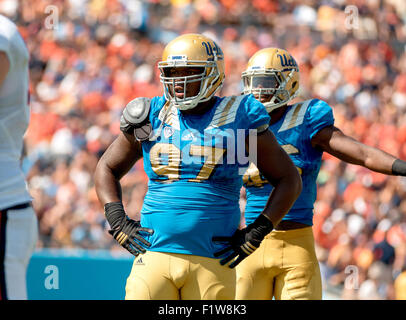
[159,62,218,108]
[242,48,299,113]
[158,34,225,111]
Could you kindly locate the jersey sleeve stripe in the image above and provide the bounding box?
[216,96,237,126]
[279,102,302,132]
[278,99,312,132]
[208,95,244,128]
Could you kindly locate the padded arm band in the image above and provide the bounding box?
[104,202,126,230]
[392,159,406,176]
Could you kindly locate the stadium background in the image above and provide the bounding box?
[1,0,406,299]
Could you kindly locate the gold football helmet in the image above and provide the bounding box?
[158,33,225,110]
[242,48,299,113]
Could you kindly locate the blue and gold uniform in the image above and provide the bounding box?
[125,93,270,299]
[236,47,337,300]
[142,94,269,257]
[243,98,334,226]
[237,98,334,300]
[120,33,272,300]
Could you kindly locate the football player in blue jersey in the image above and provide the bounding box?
[236,47,406,300]
[94,35,302,300]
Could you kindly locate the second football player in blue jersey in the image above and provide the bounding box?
[237,47,406,300]
[94,35,302,300]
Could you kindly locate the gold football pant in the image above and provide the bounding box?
[125,251,236,300]
[236,226,322,300]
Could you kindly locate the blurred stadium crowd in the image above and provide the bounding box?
[1,0,406,299]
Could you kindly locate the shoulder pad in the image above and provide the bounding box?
[120,97,152,141]
[122,97,151,126]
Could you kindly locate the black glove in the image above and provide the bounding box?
[212,214,273,268]
[104,202,154,257]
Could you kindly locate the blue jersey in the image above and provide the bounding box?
[140,94,270,258]
[243,99,334,226]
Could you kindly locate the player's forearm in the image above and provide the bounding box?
[330,139,397,175]
[317,127,400,175]
[261,173,302,227]
[359,145,398,175]
[94,160,123,206]
[253,130,302,226]
[94,133,142,205]
[362,151,406,176]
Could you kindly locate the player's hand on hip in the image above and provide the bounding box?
[108,217,154,257]
[104,202,154,257]
[212,214,273,268]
